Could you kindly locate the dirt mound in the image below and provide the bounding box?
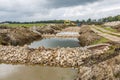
[79,25,101,46]
[36,26,55,34]
[111,24,120,32]
[0,33,10,45]
[0,24,67,46]
[0,25,12,29]
[103,21,120,32]
[77,45,120,80]
[104,21,120,27]
[0,27,41,46]
[35,24,66,34]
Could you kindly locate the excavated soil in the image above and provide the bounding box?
[0,24,67,46]
[77,44,120,80]
[112,24,120,32]
[0,26,41,46]
[103,21,120,32]
[78,25,101,46]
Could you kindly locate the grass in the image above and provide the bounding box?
[101,26,118,32]
[91,37,109,45]
[95,25,120,37]
[97,25,119,33]
[0,23,47,27]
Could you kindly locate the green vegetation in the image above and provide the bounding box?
[103,27,117,32]
[91,37,109,45]
[0,15,120,26]
[0,20,65,24]
[94,26,120,37]
[0,23,46,27]
[101,15,120,22]
[79,15,120,25]
[98,25,118,32]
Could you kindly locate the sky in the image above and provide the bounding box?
[0,0,120,21]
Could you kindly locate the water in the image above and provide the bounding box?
[0,33,79,80]
[0,64,77,80]
[29,38,80,48]
[56,32,79,36]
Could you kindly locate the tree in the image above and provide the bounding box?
[87,18,91,23]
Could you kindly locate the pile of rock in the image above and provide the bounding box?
[0,45,92,67]
[0,44,111,68]
[29,47,92,67]
[0,45,28,63]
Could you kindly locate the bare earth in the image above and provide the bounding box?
[61,26,81,32]
[90,25,120,43]
[93,25,120,36]
[42,26,81,38]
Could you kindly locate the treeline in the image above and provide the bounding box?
[79,15,120,25]
[0,20,65,24]
[98,15,120,22]
[1,15,120,25]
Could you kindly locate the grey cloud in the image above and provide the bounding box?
[46,0,100,8]
[0,0,119,21]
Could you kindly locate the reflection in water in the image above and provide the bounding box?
[29,38,80,48]
[0,64,77,80]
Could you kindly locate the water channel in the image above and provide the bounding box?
[0,32,80,80]
[29,38,80,48]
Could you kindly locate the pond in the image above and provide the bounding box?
[0,32,80,80]
[29,38,80,48]
[0,64,77,80]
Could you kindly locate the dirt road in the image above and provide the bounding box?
[93,25,120,36]
[91,25,120,43]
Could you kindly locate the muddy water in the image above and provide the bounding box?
[1,33,79,80]
[0,64,77,80]
[29,38,80,48]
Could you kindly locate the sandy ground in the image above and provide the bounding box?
[91,25,120,43]
[93,25,120,36]
[61,26,81,32]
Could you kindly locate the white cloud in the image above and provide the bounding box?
[0,0,120,21]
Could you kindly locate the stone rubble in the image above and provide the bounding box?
[0,44,110,67]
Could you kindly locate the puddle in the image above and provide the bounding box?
[0,64,77,80]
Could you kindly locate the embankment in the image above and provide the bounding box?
[78,25,102,46]
[0,27,41,46]
[0,24,67,46]
[77,44,120,80]
[30,24,67,34]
